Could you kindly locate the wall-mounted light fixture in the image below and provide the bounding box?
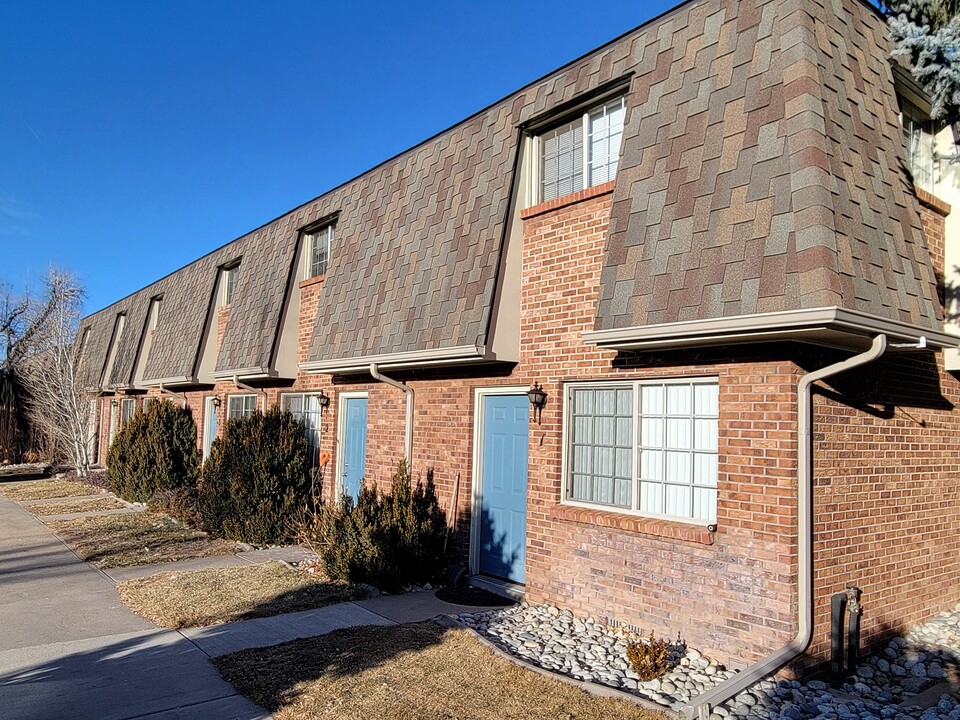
[110,399,118,408]
[527,382,547,424]
[317,389,330,410]
[211,396,221,408]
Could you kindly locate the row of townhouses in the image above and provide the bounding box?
[76,0,960,677]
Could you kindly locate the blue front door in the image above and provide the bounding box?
[341,397,368,502]
[478,394,529,583]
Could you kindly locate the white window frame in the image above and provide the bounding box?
[531,93,627,205]
[142,397,155,413]
[220,262,240,306]
[280,392,325,466]
[561,377,719,525]
[227,393,258,421]
[120,398,136,428]
[901,97,939,194]
[304,224,334,279]
[108,399,118,445]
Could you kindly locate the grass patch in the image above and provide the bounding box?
[118,562,365,628]
[27,497,128,516]
[1,479,107,502]
[48,512,238,569]
[215,623,666,720]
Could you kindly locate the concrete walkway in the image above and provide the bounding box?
[0,493,270,720]
[0,488,511,719]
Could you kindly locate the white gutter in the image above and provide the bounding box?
[301,344,487,374]
[232,375,267,410]
[369,363,414,466]
[584,307,959,352]
[681,334,888,720]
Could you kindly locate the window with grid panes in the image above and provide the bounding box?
[901,98,939,193]
[227,394,257,420]
[539,95,626,203]
[566,379,718,523]
[221,263,239,306]
[120,398,136,427]
[306,224,333,278]
[281,393,324,465]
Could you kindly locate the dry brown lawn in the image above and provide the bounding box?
[214,623,666,720]
[26,497,127,516]
[48,512,238,568]
[118,562,365,628]
[1,479,107,502]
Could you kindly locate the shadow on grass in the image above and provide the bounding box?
[230,582,366,625]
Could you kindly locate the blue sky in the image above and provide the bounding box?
[1,0,675,315]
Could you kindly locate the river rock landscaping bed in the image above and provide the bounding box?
[457,603,960,720]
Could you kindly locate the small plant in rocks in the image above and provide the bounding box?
[626,632,673,681]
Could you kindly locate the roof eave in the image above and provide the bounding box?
[300,344,490,375]
[139,375,196,388]
[582,307,960,352]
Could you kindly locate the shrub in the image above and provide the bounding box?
[106,400,200,503]
[626,632,673,681]
[197,407,311,545]
[308,459,451,592]
[147,486,201,527]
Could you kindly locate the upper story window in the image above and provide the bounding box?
[221,262,240,306]
[148,296,161,331]
[306,224,334,279]
[142,397,155,414]
[901,97,939,193]
[227,394,258,420]
[538,95,626,203]
[565,378,718,523]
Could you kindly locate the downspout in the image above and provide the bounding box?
[158,383,186,408]
[682,334,888,720]
[233,375,267,410]
[369,363,414,466]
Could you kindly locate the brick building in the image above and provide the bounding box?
[76,0,960,695]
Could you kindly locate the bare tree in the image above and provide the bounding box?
[9,269,93,473]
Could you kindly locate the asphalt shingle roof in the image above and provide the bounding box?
[79,0,945,390]
[594,0,942,333]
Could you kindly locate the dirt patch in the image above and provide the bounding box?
[26,497,128,516]
[48,512,238,568]
[214,622,666,720]
[1,479,107,502]
[118,562,365,628]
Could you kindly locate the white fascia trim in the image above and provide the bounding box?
[139,375,195,388]
[210,366,272,381]
[582,307,960,351]
[300,344,487,374]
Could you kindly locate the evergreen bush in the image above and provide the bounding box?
[309,459,451,592]
[106,400,199,503]
[197,406,310,545]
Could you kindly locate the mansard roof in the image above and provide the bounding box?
[78,0,953,391]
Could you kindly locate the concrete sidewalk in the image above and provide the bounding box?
[0,488,511,719]
[0,493,270,720]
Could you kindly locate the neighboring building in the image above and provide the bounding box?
[77,0,960,680]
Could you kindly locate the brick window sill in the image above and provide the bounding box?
[520,181,616,221]
[550,503,716,545]
[298,274,326,290]
[915,185,951,217]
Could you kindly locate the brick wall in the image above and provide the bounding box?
[91,182,960,674]
[803,196,960,668]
